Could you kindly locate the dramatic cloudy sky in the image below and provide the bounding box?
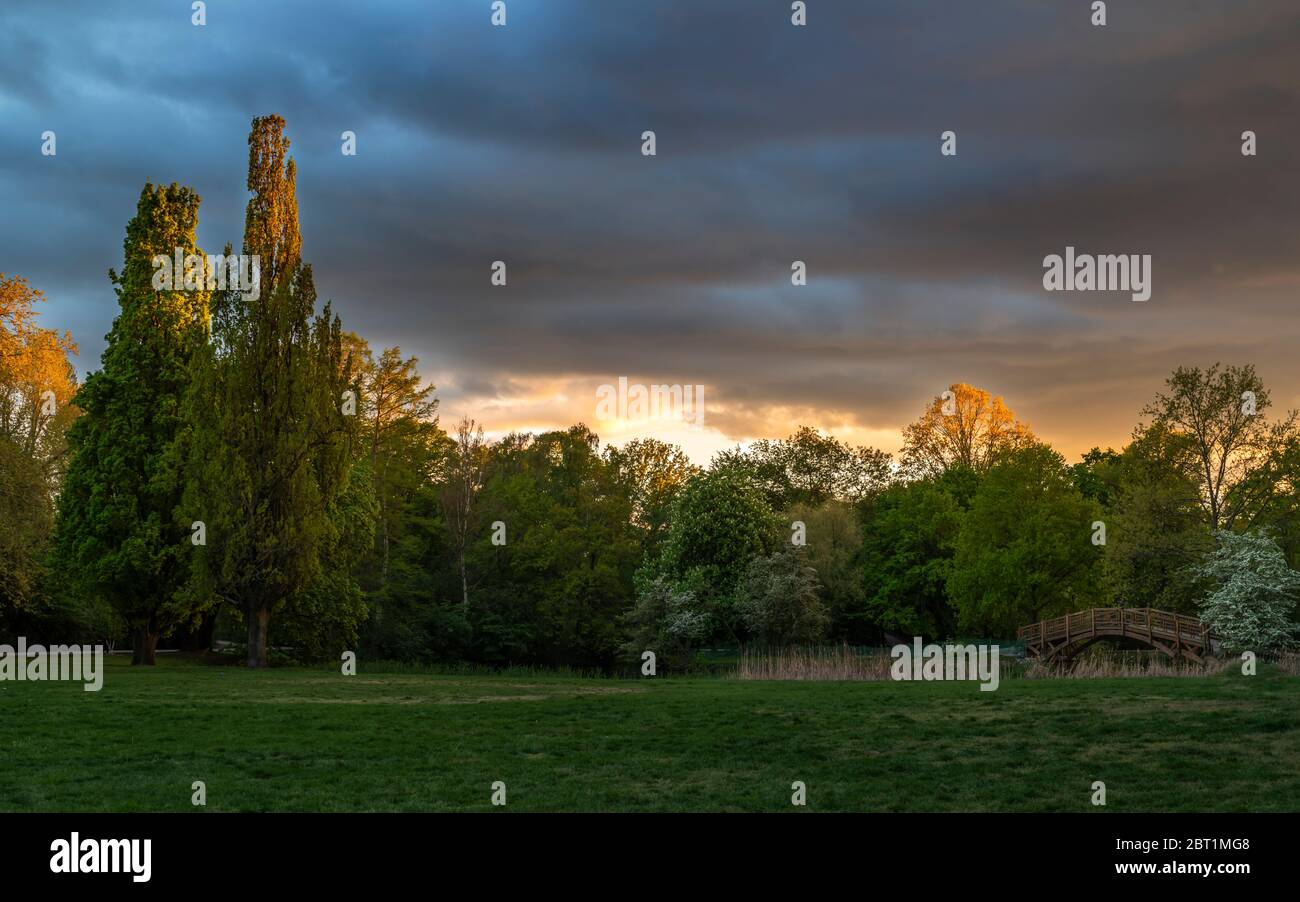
[3,0,1298,462]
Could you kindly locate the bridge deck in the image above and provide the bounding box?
[1017,607,1216,663]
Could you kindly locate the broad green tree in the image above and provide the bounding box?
[1143,364,1296,531]
[859,471,971,639]
[53,185,208,663]
[949,444,1102,634]
[645,467,780,641]
[1102,424,1212,613]
[467,425,640,667]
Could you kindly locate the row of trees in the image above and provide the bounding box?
[630,372,1300,662]
[44,117,359,667]
[3,116,1298,668]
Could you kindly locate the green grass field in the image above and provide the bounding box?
[2,657,1297,812]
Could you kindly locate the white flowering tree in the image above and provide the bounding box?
[621,576,711,668]
[1196,530,1300,653]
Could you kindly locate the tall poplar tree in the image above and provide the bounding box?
[54,184,209,663]
[183,115,353,667]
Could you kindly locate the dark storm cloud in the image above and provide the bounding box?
[2,0,1298,457]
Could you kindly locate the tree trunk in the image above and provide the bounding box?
[196,611,217,652]
[247,607,271,668]
[460,552,469,614]
[380,506,390,589]
[131,627,159,665]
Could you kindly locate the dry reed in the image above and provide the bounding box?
[1023,652,1231,679]
[1273,651,1300,676]
[734,644,1244,681]
[735,644,894,681]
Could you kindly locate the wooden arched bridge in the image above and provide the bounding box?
[1018,608,1219,664]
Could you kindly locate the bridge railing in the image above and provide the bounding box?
[1173,613,1210,643]
[1018,607,1214,646]
[1094,608,1123,630]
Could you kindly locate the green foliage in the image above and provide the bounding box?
[1243,434,1300,570]
[1196,529,1300,653]
[338,335,460,662]
[620,576,710,669]
[465,426,642,668]
[1070,447,1121,508]
[645,467,780,640]
[361,474,469,662]
[1143,363,1297,531]
[52,183,209,658]
[604,437,697,557]
[735,546,829,647]
[274,459,379,658]
[184,271,353,665]
[785,499,864,640]
[710,425,891,509]
[181,117,354,666]
[1102,424,1212,613]
[859,474,967,639]
[0,436,50,620]
[949,444,1103,635]
[354,343,446,589]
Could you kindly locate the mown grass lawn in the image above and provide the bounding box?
[1,657,1297,812]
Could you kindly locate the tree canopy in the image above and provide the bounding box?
[902,383,1034,477]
